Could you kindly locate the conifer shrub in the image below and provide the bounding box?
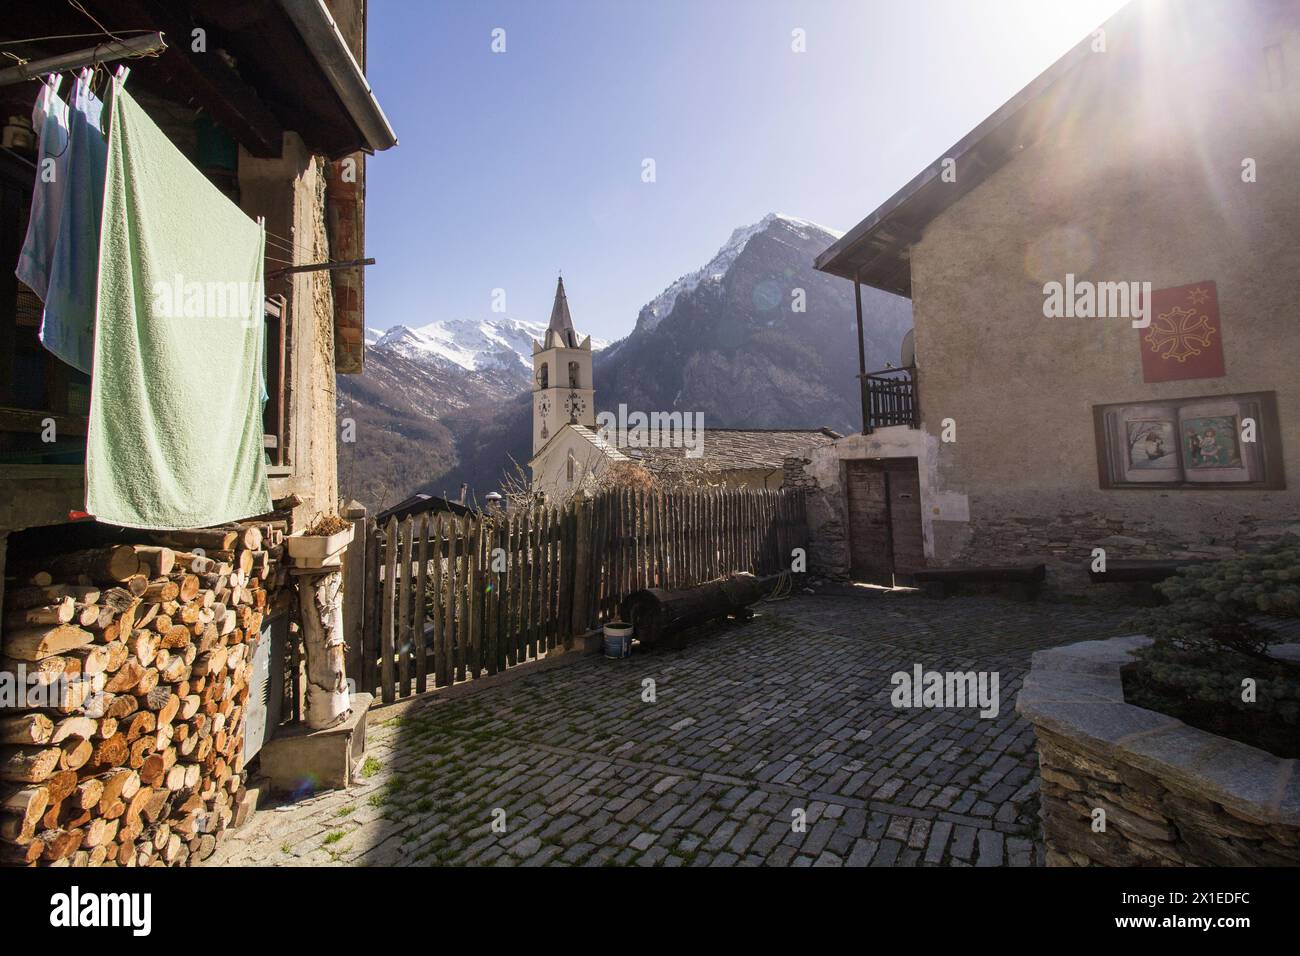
[1125,538,1300,757]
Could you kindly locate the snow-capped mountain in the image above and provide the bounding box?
[371,317,607,376]
[629,213,846,339]
[594,212,909,433]
[340,317,607,508]
[339,212,911,509]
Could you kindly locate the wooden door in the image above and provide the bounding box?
[845,460,891,584]
[845,458,925,585]
[883,459,925,582]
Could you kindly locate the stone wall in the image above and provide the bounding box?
[1018,636,1300,867]
[781,456,817,491]
[784,456,850,580]
[955,510,1300,594]
[1036,727,1300,866]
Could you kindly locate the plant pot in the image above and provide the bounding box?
[285,526,354,564]
[603,621,634,659]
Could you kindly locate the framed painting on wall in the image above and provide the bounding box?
[1093,391,1284,489]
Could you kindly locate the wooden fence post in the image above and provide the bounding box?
[414,514,429,693]
[430,514,445,688]
[570,493,592,645]
[380,517,398,704]
[341,501,367,694]
[447,520,462,686]
[468,516,483,680]
[397,517,412,698]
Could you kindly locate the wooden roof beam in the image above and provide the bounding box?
[104,0,285,157]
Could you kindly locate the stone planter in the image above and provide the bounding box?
[1016,635,1300,866]
[285,526,354,567]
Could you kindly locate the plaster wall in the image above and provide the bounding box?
[814,16,1300,587]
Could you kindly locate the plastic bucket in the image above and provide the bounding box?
[603,622,633,659]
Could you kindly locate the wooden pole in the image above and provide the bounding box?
[443,516,458,684]
[362,518,379,696]
[504,513,518,669]
[570,495,591,644]
[854,272,869,434]
[468,517,483,679]
[396,518,412,697]
[430,515,445,688]
[414,514,429,693]
[380,518,397,704]
[0,33,166,87]
[341,502,367,694]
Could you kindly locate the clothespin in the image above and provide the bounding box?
[114,64,130,86]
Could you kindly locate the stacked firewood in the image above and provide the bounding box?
[0,522,287,866]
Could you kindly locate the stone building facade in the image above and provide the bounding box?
[811,0,1300,591]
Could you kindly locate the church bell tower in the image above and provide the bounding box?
[532,276,595,455]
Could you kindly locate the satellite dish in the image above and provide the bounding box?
[900,329,915,368]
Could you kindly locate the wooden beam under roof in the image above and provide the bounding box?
[2,0,387,158]
[103,0,286,157]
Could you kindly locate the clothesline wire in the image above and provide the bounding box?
[9,14,350,274]
[263,235,299,257]
[260,229,358,270]
[2,11,348,271]
[261,227,302,251]
[67,0,121,45]
[0,29,158,47]
[0,2,162,76]
[260,252,359,268]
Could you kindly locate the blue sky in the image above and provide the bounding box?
[365,0,1128,342]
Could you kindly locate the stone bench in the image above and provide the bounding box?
[1087,558,1210,605]
[912,564,1046,602]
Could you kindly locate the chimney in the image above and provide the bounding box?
[458,482,468,506]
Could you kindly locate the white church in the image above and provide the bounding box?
[527,277,841,499]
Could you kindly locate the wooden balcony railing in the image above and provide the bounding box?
[860,366,918,433]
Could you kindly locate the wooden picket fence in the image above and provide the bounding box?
[357,488,808,703]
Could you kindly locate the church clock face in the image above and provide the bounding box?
[537,394,551,417]
[564,390,586,422]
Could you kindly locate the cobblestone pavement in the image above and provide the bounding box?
[208,591,1135,867]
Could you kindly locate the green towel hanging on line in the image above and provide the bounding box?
[86,78,272,529]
